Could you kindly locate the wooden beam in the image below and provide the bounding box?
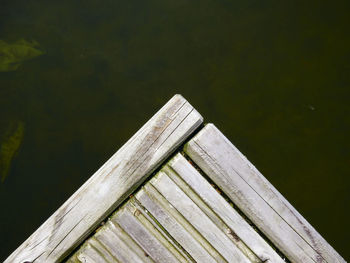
[5,94,202,263]
[167,153,285,263]
[112,202,186,263]
[138,183,226,263]
[150,171,252,263]
[184,124,346,263]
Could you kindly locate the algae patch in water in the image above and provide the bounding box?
[0,121,25,182]
[0,39,44,72]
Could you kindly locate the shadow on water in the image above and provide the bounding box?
[0,0,349,261]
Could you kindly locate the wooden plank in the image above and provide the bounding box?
[136,185,220,263]
[150,171,252,263]
[72,193,192,263]
[161,165,260,263]
[83,237,118,263]
[166,153,285,263]
[76,243,107,263]
[93,220,153,263]
[101,221,154,263]
[112,204,183,263]
[127,200,190,263]
[5,94,203,263]
[184,123,346,263]
[84,223,146,263]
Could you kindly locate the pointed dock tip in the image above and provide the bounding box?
[166,94,186,106]
[172,94,185,101]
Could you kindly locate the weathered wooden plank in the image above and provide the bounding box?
[150,171,252,263]
[129,198,186,260]
[76,243,107,263]
[93,220,153,263]
[87,223,144,263]
[102,221,154,263]
[5,94,202,263]
[166,153,285,263]
[84,237,118,263]
[72,192,193,263]
[161,165,260,263]
[136,185,219,263]
[112,204,183,263]
[184,123,346,263]
[127,200,190,263]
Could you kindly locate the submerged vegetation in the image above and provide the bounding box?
[0,39,44,72]
[0,121,25,182]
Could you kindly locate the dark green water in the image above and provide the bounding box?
[0,0,349,261]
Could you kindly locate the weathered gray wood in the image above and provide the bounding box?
[94,220,154,263]
[71,193,194,263]
[83,237,118,263]
[113,203,184,263]
[128,200,190,263]
[161,166,260,263]
[74,196,188,263]
[88,224,144,263]
[73,153,291,263]
[150,171,252,263]
[101,221,154,263]
[5,94,202,263]
[184,123,346,263]
[166,153,285,263]
[77,244,106,263]
[130,198,192,262]
[136,185,219,263]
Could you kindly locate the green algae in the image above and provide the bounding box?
[0,121,25,182]
[0,39,44,72]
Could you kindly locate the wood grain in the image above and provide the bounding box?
[136,184,219,263]
[150,171,252,263]
[167,153,285,263]
[5,94,202,263]
[113,203,186,263]
[72,198,190,263]
[184,123,346,263]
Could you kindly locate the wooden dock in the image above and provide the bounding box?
[5,95,346,263]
